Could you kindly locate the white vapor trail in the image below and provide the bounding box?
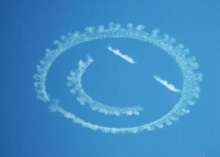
[66,56,142,116]
[154,75,181,93]
[107,46,136,64]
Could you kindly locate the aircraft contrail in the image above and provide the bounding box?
[154,75,181,93]
[66,56,142,116]
[107,46,136,64]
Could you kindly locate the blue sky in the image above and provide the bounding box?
[1,0,220,156]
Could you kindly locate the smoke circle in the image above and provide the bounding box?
[34,23,202,133]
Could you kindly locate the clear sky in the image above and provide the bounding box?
[1,0,220,156]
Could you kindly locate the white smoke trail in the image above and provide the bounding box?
[107,46,136,64]
[66,56,142,116]
[154,75,181,93]
[34,23,202,133]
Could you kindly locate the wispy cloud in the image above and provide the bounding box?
[154,75,181,93]
[107,46,136,64]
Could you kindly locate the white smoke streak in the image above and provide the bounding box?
[66,56,142,116]
[34,23,202,133]
[49,104,162,133]
[107,46,136,64]
[154,75,181,93]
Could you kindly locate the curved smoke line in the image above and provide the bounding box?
[66,55,142,116]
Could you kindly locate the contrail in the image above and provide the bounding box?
[107,46,136,64]
[66,56,142,116]
[154,75,181,93]
[49,104,158,134]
